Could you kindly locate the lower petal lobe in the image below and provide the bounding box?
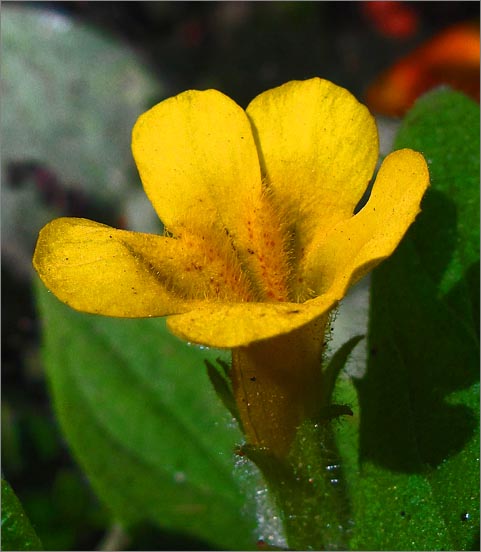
[33,217,248,317]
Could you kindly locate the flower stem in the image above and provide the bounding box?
[230,316,328,458]
[229,316,356,549]
[246,420,351,551]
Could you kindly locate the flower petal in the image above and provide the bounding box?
[246,77,379,256]
[32,217,216,317]
[166,294,338,348]
[132,89,261,240]
[301,149,430,297]
[132,89,295,301]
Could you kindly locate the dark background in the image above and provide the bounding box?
[39,1,479,103]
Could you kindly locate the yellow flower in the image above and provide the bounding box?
[33,78,429,456]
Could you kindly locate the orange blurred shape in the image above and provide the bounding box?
[362,1,419,39]
[366,22,480,117]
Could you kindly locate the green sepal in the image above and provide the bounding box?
[205,358,242,428]
[321,335,364,406]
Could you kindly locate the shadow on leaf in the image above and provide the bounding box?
[355,188,479,472]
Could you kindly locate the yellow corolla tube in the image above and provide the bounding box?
[33,77,429,457]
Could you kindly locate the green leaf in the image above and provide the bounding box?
[1,479,43,551]
[205,360,242,426]
[321,335,364,406]
[34,282,256,550]
[337,89,479,550]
